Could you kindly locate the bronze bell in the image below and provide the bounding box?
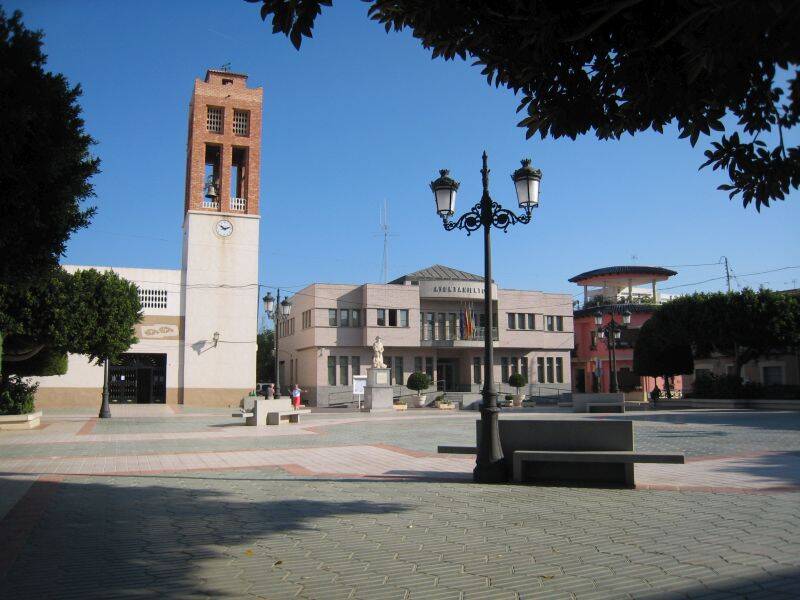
[204,178,219,200]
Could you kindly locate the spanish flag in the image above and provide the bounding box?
[464,305,475,340]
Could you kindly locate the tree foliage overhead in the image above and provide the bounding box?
[248,0,800,210]
[634,289,800,377]
[0,9,98,286]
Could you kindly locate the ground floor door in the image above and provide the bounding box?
[109,353,167,404]
[576,368,586,393]
[437,359,459,391]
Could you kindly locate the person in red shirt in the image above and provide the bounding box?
[290,384,304,409]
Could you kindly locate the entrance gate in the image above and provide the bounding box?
[109,353,167,404]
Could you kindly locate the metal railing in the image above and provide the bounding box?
[420,326,499,343]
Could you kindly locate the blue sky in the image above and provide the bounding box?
[11,0,800,300]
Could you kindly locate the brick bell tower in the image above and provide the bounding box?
[180,69,262,406]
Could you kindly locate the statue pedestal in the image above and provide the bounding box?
[364,368,393,412]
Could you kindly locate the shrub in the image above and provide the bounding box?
[505,394,514,401]
[406,372,431,395]
[0,376,37,415]
[508,373,527,390]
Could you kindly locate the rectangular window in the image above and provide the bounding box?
[448,313,457,340]
[351,309,360,327]
[508,313,516,329]
[556,316,564,331]
[388,309,397,327]
[521,358,528,381]
[473,356,481,384]
[556,357,564,383]
[385,356,392,384]
[517,314,526,330]
[339,356,348,385]
[546,357,554,383]
[501,357,509,383]
[590,330,597,349]
[377,309,386,326]
[424,312,434,340]
[352,356,360,378]
[339,308,349,327]
[546,315,555,331]
[138,288,168,309]
[394,356,403,386]
[399,309,408,327]
[230,147,248,211]
[414,356,423,374]
[437,313,446,340]
[527,313,535,330]
[327,356,336,386]
[232,109,249,136]
[537,357,545,383]
[425,357,433,378]
[328,309,337,326]
[206,106,223,133]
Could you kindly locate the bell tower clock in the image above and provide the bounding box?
[179,69,262,405]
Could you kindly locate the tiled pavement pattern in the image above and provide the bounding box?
[1,408,799,598]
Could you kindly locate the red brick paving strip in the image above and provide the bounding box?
[0,474,64,579]
[75,417,98,436]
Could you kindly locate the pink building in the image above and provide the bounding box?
[569,266,684,398]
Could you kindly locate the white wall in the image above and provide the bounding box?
[180,210,259,391]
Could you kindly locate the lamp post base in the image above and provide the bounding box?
[474,402,507,483]
[473,461,508,483]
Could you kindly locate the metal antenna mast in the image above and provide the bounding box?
[380,199,390,283]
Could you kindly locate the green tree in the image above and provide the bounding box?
[0,9,98,287]
[406,371,431,397]
[634,289,800,387]
[0,268,142,413]
[508,372,527,393]
[256,328,275,382]
[248,0,799,210]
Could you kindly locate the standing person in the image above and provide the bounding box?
[290,384,303,409]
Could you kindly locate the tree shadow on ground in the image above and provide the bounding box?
[0,475,410,598]
[714,451,800,487]
[603,409,800,433]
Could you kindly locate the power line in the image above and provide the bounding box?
[661,265,800,291]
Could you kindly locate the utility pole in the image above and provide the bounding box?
[721,256,732,293]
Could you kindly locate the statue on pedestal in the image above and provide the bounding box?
[372,336,386,369]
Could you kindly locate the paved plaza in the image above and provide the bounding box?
[1,407,799,599]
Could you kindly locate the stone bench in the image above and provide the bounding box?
[266,409,311,426]
[512,450,684,487]
[437,419,684,487]
[232,399,309,427]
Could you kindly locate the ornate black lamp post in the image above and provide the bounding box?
[430,151,542,483]
[263,291,292,398]
[98,359,112,418]
[594,309,631,393]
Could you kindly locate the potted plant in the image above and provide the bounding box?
[435,394,454,410]
[508,373,527,407]
[503,394,514,407]
[0,376,42,430]
[406,371,431,408]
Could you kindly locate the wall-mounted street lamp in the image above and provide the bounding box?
[212,331,220,347]
[430,151,542,484]
[263,290,292,398]
[595,309,631,393]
